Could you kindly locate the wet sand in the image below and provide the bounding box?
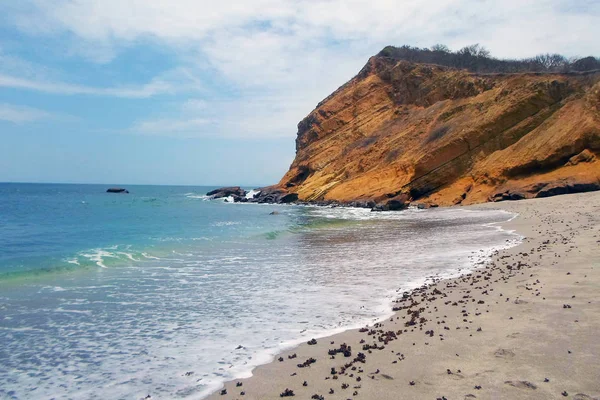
[207,191,600,400]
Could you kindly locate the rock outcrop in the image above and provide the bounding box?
[205,186,300,204]
[273,49,600,206]
[244,187,299,204]
[206,186,247,201]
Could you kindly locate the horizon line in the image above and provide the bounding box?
[0,181,271,188]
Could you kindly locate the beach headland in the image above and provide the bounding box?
[207,191,600,400]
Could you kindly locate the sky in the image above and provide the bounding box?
[0,0,598,186]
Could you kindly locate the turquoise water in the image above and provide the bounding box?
[0,183,520,399]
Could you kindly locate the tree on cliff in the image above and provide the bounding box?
[430,44,450,53]
[458,44,491,58]
[379,45,599,74]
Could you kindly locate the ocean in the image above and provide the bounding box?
[0,183,521,399]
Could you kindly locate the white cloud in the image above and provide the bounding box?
[129,93,310,139]
[181,99,209,111]
[131,117,210,137]
[0,74,158,97]
[0,103,56,123]
[8,0,598,60]
[0,66,203,98]
[1,0,598,137]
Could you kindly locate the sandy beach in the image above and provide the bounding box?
[207,191,600,400]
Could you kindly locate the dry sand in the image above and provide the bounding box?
[207,191,600,400]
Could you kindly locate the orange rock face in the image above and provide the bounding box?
[277,56,600,206]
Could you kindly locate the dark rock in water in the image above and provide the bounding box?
[371,197,409,211]
[269,211,280,215]
[206,186,247,199]
[248,186,297,204]
[347,200,373,208]
[257,189,287,203]
[231,194,247,203]
[106,188,129,194]
[387,194,410,210]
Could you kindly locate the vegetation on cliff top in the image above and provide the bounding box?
[378,44,600,74]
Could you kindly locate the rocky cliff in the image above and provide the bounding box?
[274,51,600,207]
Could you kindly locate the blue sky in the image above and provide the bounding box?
[0,0,598,186]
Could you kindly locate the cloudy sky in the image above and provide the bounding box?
[1,0,598,185]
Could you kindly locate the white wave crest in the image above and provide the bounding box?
[187,194,211,200]
[212,221,241,227]
[79,249,118,268]
[142,252,161,260]
[116,252,141,262]
[245,189,260,199]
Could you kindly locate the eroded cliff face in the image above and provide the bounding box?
[276,55,600,206]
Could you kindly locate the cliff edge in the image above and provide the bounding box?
[275,49,600,207]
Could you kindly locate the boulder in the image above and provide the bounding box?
[371,193,410,211]
[411,202,437,209]
[565,149,596,166]
[279,193,299,203]
[256,189,286,203]
[490,190,526,202]
[347,200,376,208]
[387,199,409,211]
[535,181,600,198]
[106,188,129,193]
[248,187,298,204]
[371,199,409,212]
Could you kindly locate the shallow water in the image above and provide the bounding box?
[0,183,520,399]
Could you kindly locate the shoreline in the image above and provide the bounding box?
[206,191,600,400]
[197,207,521,399]
[198,216,519,399]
